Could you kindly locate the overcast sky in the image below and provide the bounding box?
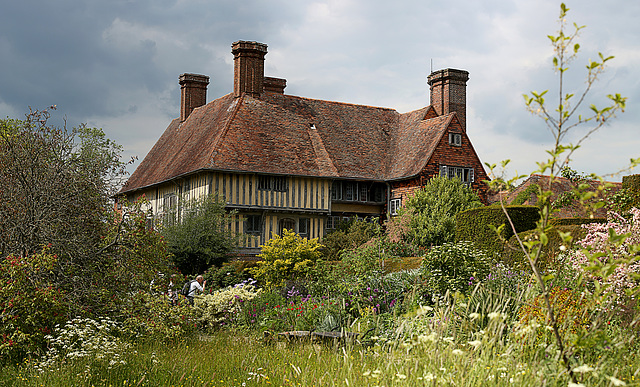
[1,0,638,183]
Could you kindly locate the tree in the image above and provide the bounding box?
[160,194,240,275]
[486,4,631,383]
[0,107,124,260]
[0,108,174,362]
[393,175,483,248]
[321,217,381,260]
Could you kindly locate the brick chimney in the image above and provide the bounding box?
[179,73,209,122]
[264,77,286,94]
[427,68,469,131]
[231,40,268,98]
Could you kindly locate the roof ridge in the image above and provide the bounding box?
[307,124,339,177]
[206,95,244,166]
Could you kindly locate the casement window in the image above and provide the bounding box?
[245,215,262,236]
[299,218,309,238]
[359,185,369,202]
[331,181,386,203]
[449,132,462,146]
[162,193,177,213]
[439,165,474,185]
[258,175,288,192]
[344,182,354,201]
[389,198,402,216]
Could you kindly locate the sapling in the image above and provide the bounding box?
[486,3,635,383]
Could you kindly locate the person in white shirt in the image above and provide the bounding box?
[187,275,206,305]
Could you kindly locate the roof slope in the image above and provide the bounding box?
[119,92,453,194]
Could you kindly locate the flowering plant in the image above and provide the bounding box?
[196,279,262,331]
[37,317,130,371]
[564,208,640,309]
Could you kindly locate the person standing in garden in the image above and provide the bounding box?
[187,275,206,305]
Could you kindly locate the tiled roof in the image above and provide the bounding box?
[119,92,452,194]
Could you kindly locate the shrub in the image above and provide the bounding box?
[205,261,257,291]
[196,280,262,331]
[160,194,240,275]
[251,229,323,290]
[394,176,483,248]
[419,241,494,300]
[518,287,591,343]
[119,291,198,342]
[321,217,381,260]
[0,248,68,364]
[564,208,640,311]
[455,205,539,257]
[504,218,606,270]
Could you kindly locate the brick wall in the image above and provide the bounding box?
[390,117,490,205]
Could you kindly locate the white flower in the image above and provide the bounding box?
[396,373,407,380]
[568,383,586,387]
[467,340,482,349]
[469,312,481,320]
[608,376,626,386]
[572,365,595,373]
[452,349,464,356]
[488,312,503,320]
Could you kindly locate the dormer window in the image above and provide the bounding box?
[449,132,462,146]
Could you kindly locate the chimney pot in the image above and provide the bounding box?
[231,40,268,98]
[427,68,469,131]
[179,73,209,122]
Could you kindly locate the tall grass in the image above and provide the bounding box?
[3,281,637,386]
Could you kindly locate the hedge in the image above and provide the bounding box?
[455,205,539,258]
[504,217,606,270]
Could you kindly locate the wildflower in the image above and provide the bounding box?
[467,340,481,349]
[396,373,407,380]
[488,312,503,320]
[469,312,480,320]
[572,365,594,373]
[568,383,586,387]
[608,376,626,386]
[452,349,464,356]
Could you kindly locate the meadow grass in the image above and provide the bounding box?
[2,303,638,387]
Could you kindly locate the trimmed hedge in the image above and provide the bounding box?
[455,205,539,258]
[622,174,640,210]
[504,217,607,270]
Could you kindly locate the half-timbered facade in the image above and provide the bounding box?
[117,41,490,255]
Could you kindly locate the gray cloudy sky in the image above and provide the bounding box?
[1,0,638,182]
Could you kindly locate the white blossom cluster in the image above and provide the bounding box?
[36,317,131,371]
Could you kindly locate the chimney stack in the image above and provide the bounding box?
[427,69,469,131]
[179,73,209,122]
[264,77,286,94]
[231,40,268,98]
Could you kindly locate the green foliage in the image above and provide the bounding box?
[251,229,323,290]
[419,241,494,300]
[205,261,257,291]
[195,282,262,331]
[393,176,483,248]
[321,218,381,260]
[0,108,124,259]
[160,194,240,275]
[0,248,68,364]
[511,183,540,206]
[455,205,539,257]
[119,291,198,343]
[503,218,606,270]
